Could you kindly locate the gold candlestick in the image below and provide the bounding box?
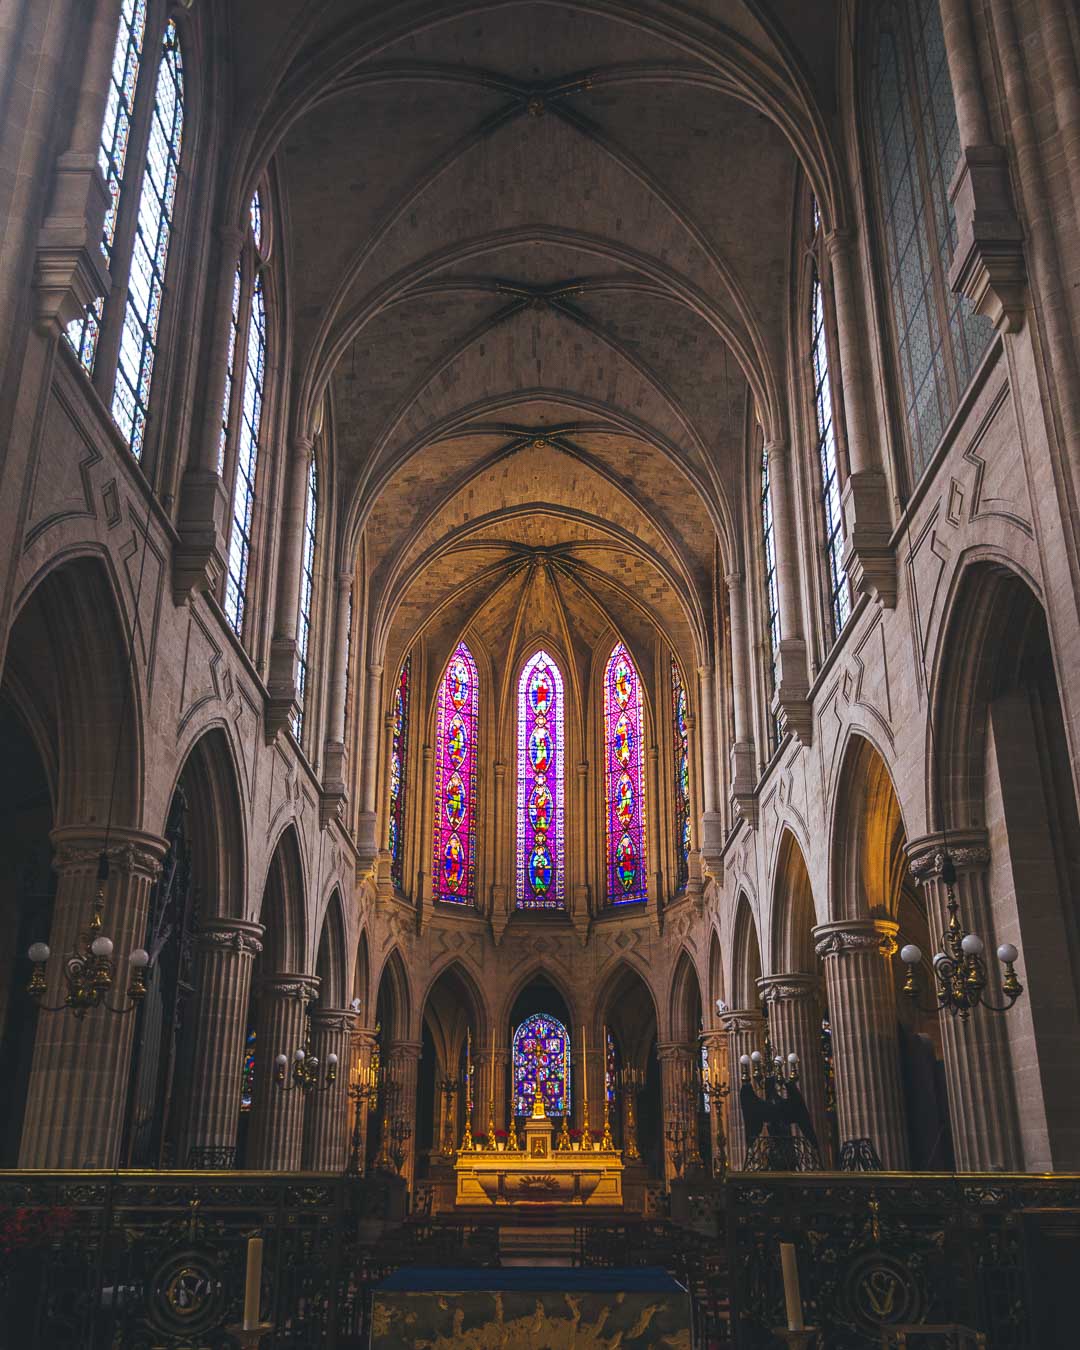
[580,1023,592,1149]
[460,1030,474,1151]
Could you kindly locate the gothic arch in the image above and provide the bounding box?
[314,889,349,1009]
[707,927,726,1023]
[257,824,307,973]
[166,726,246,922]
[828,733,907,922]
[731,893,763,1009]
[373,946,412,1043]
[668,948,703,1043]
[353,930,371,1013]
[421,958,490,1046]
[591,958,658,1051]
[499,963,579,1036]
[770,828,817,974]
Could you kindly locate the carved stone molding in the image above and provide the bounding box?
[655,1041,698,1063]
[259,975,320,1004]
[33,152,111,334]
[718,1010,766,1035]
[198,921,264,958]
[907,832,991,885]
[308,1009,358,1034]
[948,145,1026,333]
[50,826,167,882]
[757,974,819,1004]
[813,920,899,961]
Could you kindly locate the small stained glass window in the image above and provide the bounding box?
[811,254,851,638]
[224,266,265,636]
[388,657,411,890]
[516,650,566,909]
[240,1028,256,1112]
[604,643,648,905]
[432,642,479,904]
[65,0,148,370]
[250,190,263,254]
[671,659,691,892]
[292,455,318,743]
[111,20,184,458]
[513,1013,571,1117]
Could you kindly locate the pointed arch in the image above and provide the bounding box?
[315,889,349,1008]
[516,648,566,909]
[432,639,479,904]
[770,828,817,974]
[373,946,412,1043]
[593,960,658,1067]
[353,930,370,1013]
[603,641,649,905]
[499,963,578,1036]
[168,726,246,921]
[708,928,726,1021]
[258,824,306,973]
[731,894,763,1008]
[828,733,907,923]
[669,948,703,1043]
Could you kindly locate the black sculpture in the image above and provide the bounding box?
[739,1055,823,1171]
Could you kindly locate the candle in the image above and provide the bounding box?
[581,1024,588,1108]
[779,1242,804,1331]
[242,1234,263,1330]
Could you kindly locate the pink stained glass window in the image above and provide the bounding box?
[432,642,478,904]
[671,659,691,893]
[513,1013,570,1117]
[516,650,565,910]
[604,643,648,905]
[387,657,410,890]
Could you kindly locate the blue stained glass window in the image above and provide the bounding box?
[432,642,479,904]
[604,643,648,905]
[811,258,851,638]
[671,659,691,892]
[224,267,265,636]
[65,0,148,370]
[218,264,241,474]
[760,442,783,751]
[293,455,318,742]
[240,1028,256,1112]
[250,190,263,253]
[111,20,184,458]
[388,657,410,890]
[516,650,566,909]
[513,1013,570,1117]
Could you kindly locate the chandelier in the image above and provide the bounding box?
[899,854,1022,1019]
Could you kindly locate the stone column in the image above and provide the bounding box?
[19,827,166,1169]
[697,665,724,873]
[814,920,907,1168]
[20,828,166,1168]
[725,574,757,816]
[355,664,383,870]
[656,1041,696,1183]
[719,1009,766,1169]
[177,918,264,1164]
[247,974,320,1170]
[907,834,1022,1170]
[302,1008,357,1171]
[758,974,830,1164]
[763,442,812,742]
[266,436,314,736]
[321,573,353,824]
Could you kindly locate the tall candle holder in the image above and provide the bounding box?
[616,1065,643,1161]
[460,1030,474,1151]
[345,1060,380,1177]
[437,1077,459,1157]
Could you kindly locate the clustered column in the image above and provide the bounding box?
[178,917,264,1165]
[20,826,166,1169]
[757,974,831,1164]
[302,1007,358,1171]
[719,1009,766,1169]
[907,835,1022,1171]
[247,974,320,1170]
[813,919,907,1168]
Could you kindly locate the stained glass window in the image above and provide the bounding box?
[516,650,566,909]
[701,1040,710,1114]
[604,643,648,905]
[870,0,993,481]
[760,442,781,690]
[388,657,411,891]
[513,1013,570,1117]
[240,1028,256,1112]
[218,264,241,474]
[224,268,265,636]
[671,659,691,893]
[811,256,851,638]
[65,0,148,370]
[250,190,263,253]
[432,642,479,904]
[293,455,318,743]
[111,20,183,458]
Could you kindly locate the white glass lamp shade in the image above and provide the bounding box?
[90,936,114,958]
[129,948,150,968]
[997,943,1018,964]
[900,944,922,965]
[27,942,50,963]
[961,933,985,956]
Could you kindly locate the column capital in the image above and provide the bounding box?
[823,226,857,263]
[290,432,315,461]
[763,438,788,464]
[309,1006,360,1034]
[906,830,990,885]
[387,1039,424,1063]
[50,825,168,882]
[718,1008,765,1035]
[757,972,820,1004]
[723,571,744,592]
[197,917,264,958]
[215,222,246,252]
[367,662,384,679]
[655,1039,697,1062]
[335,570,354,590]
[813,918,899,961]
[258,973,321,1003]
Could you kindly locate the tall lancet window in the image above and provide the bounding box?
[222,193,267,638]
[292,455,318,743]
[66,0,149,371]
[432,642,479,905]
[604,643,648,906]
[516,651,566,910]
[671,659,691,894]
[387,657,411,892]
[111,20,184,458]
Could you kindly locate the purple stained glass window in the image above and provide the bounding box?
[513,1013,570,1117]
[240,1028,255,1112]
[432,642,478,904]
[388,657,410,890]
[516,650,565,910]
[604,643,648,905]
[671,659,691,893]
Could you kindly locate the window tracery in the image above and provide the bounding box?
[760,439,781,742]
[513,1013,570,1117]
[604,643,647,906]
[671,659,691,893]
[516,650,566,910]
[293,455,318,743]
[433,642,479,905]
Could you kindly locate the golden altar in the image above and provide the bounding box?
[453,1109,624,1207]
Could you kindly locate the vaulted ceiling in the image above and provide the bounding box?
[228,0,841,694]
